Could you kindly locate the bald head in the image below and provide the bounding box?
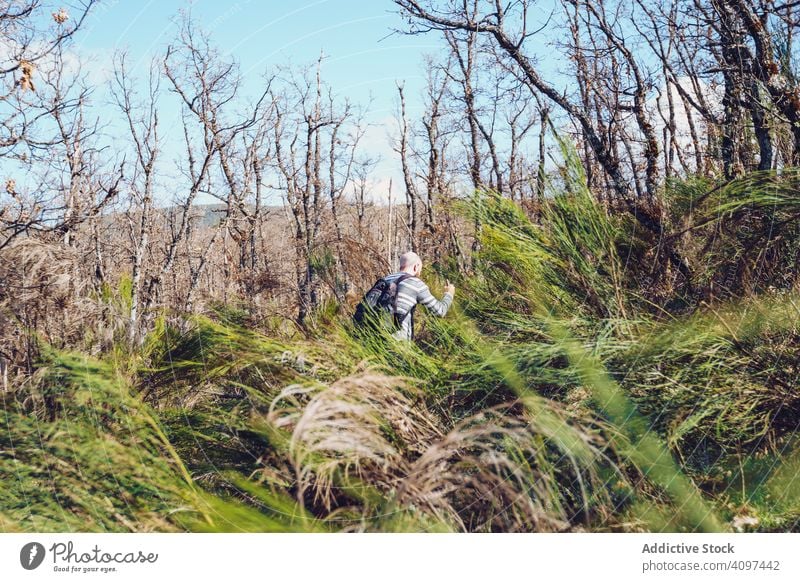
[399,251,422,275]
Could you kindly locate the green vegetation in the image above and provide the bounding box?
[3,152,800,532]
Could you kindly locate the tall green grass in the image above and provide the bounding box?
[3,152,800,531]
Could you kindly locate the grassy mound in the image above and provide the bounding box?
[3,161,800,532]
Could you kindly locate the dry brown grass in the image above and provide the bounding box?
[264,369,625,531]
[267,371,442,511]
[397,405,621,532]
[0,238,122,368]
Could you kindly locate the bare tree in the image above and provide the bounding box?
[568,1,661,200]
[394,1,654,218]
[111,52,161,343]
[395,82,420,250]
[272,56,363,326]
[0,1,100,249]
[154,14,272,314]
[394,0,694,287]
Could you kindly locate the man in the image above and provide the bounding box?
[382,251,455,340]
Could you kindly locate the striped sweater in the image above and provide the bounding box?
[382,272,454,340]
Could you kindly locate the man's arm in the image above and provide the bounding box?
[416,281,453,317]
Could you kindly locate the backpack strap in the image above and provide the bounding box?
[391,273,415,330]
[391,273,413,313]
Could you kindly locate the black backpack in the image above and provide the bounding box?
[353,274,414,332]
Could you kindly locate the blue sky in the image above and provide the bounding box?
[8,1,710,210]
[63,1,448,205]
[40,0,576,209]
[74,0,441,116]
